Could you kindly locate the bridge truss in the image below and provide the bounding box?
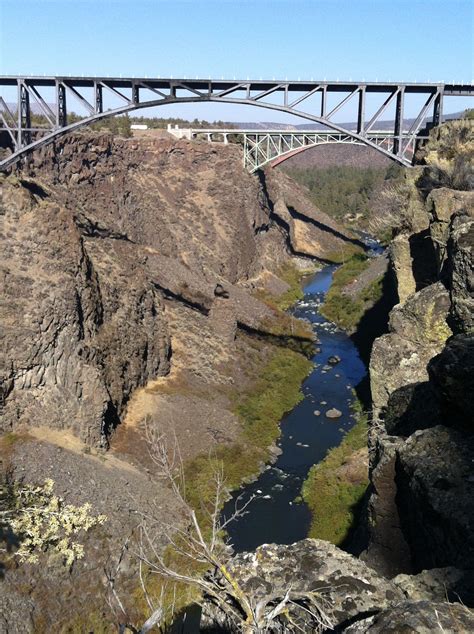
[0,76,472,170]
[188,129,404,171]
[243,130,401,171]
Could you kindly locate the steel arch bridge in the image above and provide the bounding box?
[0,76,473,171]
[179,128,405,172]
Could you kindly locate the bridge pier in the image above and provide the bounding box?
[18,83,31,147]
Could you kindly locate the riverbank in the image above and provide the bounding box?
[223,264,368,551]
[301,399,368,546]
[299,240,392,548]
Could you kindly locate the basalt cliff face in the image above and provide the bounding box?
[366,120,474,579]
[0,132,354,450]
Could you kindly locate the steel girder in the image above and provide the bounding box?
[0,76,472,171]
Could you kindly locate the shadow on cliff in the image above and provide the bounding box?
[352,266,398,410]
[409,228,439,291]
[287,205,367,251]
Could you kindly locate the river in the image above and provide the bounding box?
[223,258,373,552]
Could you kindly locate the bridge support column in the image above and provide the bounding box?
[320,86,327,117]
[56,82,67,128]
[433,91,443,126]
[394,87,405,156]
[17,82,31,148]
[357,86,366,134]
[95,82,103,114]
[132,83,139,105]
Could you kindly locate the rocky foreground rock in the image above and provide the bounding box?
[202,540,474,632]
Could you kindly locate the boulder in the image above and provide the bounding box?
[394,567,474,606]
[447,214,474,334]
[388,281,451,347]
[202,539,404,631]
[344,600,474,633]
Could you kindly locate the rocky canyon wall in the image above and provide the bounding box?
[366,119,474,576]
[0,131,356,449]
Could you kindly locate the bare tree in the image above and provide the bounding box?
[114,420,335,633]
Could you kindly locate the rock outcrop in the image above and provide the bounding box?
[365,120,474,596]
[202,540,474,632]
[202,539,405,631]
[344,601,474,633]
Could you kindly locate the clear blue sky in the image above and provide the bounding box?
[1,0,472,121]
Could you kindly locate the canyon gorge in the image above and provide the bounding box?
[0,118,473,632]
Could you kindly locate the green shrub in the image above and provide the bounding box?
[319,253,384,331]
[301,401,368,545]
[285,165,394,228]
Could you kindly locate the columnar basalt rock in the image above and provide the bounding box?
[426,187,474,272]
[370,282,451,419]
[447,214,474,333]
[366,120,474,587]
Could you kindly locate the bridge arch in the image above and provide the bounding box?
[1,76,465,170]
[0,96,409,170]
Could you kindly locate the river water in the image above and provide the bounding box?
[223,263,370,552]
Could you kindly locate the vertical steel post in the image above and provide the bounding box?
[95,82,103,114]
[17,80,22,147]
[357,87,366,134]
[321,86,327,117]
[132,83,139,105]
[18,82,31,147]
[56,82,67,128]
[394,87,405,156]
[433,91,443,126]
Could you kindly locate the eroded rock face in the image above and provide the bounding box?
[0,181,170,446]
[396,426,474,571]
[363,432,412,577]
[370,282,451,418]
[202,539,404,631]
[447,214,474,333]
[1,132,354,449]
[344,600,474,633]
[427,188,474,273]
[366,121,473,582]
